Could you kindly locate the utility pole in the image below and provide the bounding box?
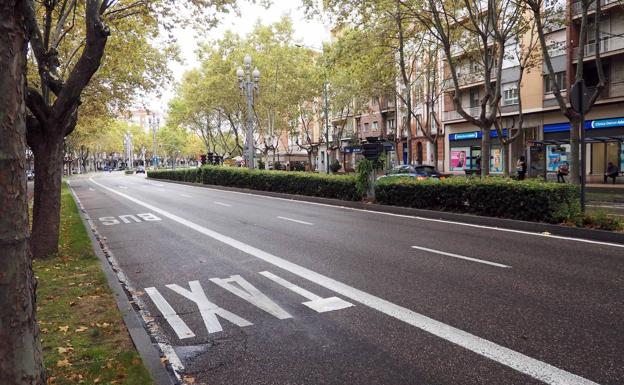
[324,81,330,173]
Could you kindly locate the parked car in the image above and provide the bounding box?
[378,165,449,180]
[136,165,146,174]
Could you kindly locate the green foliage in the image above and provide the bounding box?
[375,177,581,223]
[355,159,373,196]
[148,166,362,201]
[329,159,342,173]
[580,210,624,231]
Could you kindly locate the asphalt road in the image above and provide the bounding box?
[69,172,624,385]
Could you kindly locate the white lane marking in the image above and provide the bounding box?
[144,287,195,339]
[117,185,128,189]
[167,181,624,249]
[411,246,511,269]
[180,194,192,198]
[89,176,599,385]
[166,280,252,334]
[210,275,292,320]
[213,201,231,207]
[88,187,95,191]
[277,216,313,226]
[259,271,353,313]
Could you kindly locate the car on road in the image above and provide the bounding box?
[377,165,449,180]
[136,165,146,174]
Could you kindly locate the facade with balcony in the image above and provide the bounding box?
[440,1,624,181]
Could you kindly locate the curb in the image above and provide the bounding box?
[67,181,177,385]
[148,177,624,245]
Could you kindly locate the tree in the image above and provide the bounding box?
[0,2,44,384]
[405,0,528,176]
[523,0,607,184]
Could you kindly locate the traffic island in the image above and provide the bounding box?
[33,183,155,385]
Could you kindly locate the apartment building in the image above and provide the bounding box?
[441,0,624,181]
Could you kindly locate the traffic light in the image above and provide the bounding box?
[361,142,383,160]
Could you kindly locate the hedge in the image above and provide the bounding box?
[148,166,361,201]
[375,176,581,223]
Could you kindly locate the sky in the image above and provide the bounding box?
[149,0,331,113]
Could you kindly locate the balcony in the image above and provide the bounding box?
[443,106,482,122]
[572,36,624,60]
[443,71,486,90]
[571,0,619,16]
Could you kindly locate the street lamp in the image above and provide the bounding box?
[148,114,160,169]
[123,132,133,169]
[237,54,260,169]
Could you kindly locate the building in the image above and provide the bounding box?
[441,0,624,181]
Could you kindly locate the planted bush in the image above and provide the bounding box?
[375,177,581,223]
[149,166,361,201]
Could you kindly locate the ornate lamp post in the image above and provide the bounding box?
[237,55,260,169]
[123,132,133,169]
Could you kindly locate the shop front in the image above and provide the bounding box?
[540,117,624,181]
[448,130,506,174]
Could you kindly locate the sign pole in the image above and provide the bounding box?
[579,82,586,213]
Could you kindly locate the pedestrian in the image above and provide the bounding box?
[475,155,481,172]
[556,161,569,183]
[516,156,527,180]
[604,162,619,184]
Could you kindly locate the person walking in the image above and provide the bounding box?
[516,156,527,180]
[557,161,569,183]
[604,162,619,184]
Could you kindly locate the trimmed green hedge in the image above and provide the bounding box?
[148,166,361,201]
[375,176,581,223]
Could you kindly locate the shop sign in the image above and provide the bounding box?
[449,129,508,141]
[590,117,624,129]
[343,146,362,153]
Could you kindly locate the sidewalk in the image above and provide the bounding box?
[586,183,624,218]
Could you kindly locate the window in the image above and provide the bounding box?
[544,72,566,94]
[470,88,480,108]
[386,119,395,133]
[364,123,370,132]
[372,121,378,131]
[502,43,520,69]
[503,83,519,105]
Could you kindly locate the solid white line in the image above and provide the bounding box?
[153,180,624,249]
[89,176,598,385]
[214,201,232,207]
[277,216,313,226]
[411,245,511,268]
[259,271,321,301]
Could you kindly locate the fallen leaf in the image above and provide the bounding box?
[58,326,69,333]
[93,377,101,384]
[160,357,169,365]
[57,347,74,354]
[183,376,196,384]
[56,359,71,368]
[75,326,88,332]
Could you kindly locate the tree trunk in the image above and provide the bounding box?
[31,137,64,258]
[570,120,581,184]
[481,126,491,177]
[0,2,45,384]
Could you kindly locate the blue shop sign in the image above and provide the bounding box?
[449,129,508,141]
[343,146,362,153]
[544,117,624,133]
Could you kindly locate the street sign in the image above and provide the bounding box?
[570,80,591,114]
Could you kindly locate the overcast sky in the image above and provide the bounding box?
[150,0,330,113]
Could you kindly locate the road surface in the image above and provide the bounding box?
[68,173,624,385]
